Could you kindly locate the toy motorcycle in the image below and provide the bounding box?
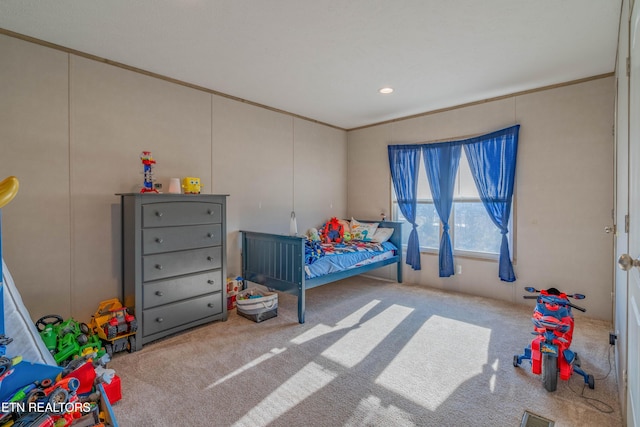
[513,286,595,392]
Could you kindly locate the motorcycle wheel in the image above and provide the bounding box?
[542,353,558,392]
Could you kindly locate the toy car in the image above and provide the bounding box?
[90,299,137,356]
[36,315,105,366]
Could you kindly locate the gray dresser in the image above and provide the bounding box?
[118,193,228,351]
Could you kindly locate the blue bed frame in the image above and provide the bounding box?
[241,220,403,323]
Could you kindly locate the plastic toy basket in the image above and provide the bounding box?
[236,288,278,323]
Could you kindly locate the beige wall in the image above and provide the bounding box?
[0,32,615,323]
[348,77,615,321]
[0,35,71,318]
[0,34,347,322]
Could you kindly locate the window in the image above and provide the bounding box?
[392,151,513,259]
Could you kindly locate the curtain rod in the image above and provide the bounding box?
[389,124,519,146]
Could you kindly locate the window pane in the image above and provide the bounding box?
[416,156,433,200]
[394,202,439,249]
[457,152,480,198]
[453,202,501,254]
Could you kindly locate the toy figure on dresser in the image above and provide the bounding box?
[140,151,159,193]
[182,177,202,194]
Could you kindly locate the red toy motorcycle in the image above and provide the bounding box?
[513,286,595,392]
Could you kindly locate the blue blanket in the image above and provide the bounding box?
[305,241,397,278]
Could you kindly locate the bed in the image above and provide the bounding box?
[241,220,403,323]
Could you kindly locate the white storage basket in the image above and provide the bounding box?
[236,288,278,322]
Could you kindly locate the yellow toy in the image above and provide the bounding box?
[182,177,202,194]
[89,298,137,356]
[0,176,19,209]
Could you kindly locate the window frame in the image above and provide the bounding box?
[450,197,514,261]
[391,195,516,262]
[390,147,517,263]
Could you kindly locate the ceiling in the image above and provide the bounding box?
[0,1,622,130]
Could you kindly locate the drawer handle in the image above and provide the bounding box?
[207,209,214,215]
[155,238,164,244]
[207,303,215,308]
[155,264,163,270]
[155,211,163,217]
[207,256,214,262]
[207,233,215,238]
[156,317,164,323]
[207,279,215,285]
[155,291,164,296]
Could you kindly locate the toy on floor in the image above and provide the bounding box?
[0,177,116,426]
[90,299,137,357]
[1,365,100,426]
[140,151,159,193]
[513,286,595,392]
[35,315,105,366]
[59,353,119,403]
[226,276,245,310]
[0,351,118,425]
[0,336,14,378]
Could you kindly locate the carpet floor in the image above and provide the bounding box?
[109,276,622,427]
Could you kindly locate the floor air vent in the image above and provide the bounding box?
[521,411,555,427]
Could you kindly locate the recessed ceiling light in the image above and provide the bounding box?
[379,87,394,94]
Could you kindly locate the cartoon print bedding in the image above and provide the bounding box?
[304,240,397,279]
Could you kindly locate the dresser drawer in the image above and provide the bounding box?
[142,270,222,309]
[143,247,222,281]
[142,202,222,228]
[142,293,223,337]
[142,224,222,255]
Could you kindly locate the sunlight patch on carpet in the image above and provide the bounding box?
[321,304,414,368]
[345,395,415,427]
[290,300,381,345]
[231,361,337,427]
[205,347,286,389]
[489,358,499,392]
[375,315,491,411]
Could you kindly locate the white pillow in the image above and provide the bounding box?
[371,227,394,243]
[3,258,56,365]
[350,218,379,242]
